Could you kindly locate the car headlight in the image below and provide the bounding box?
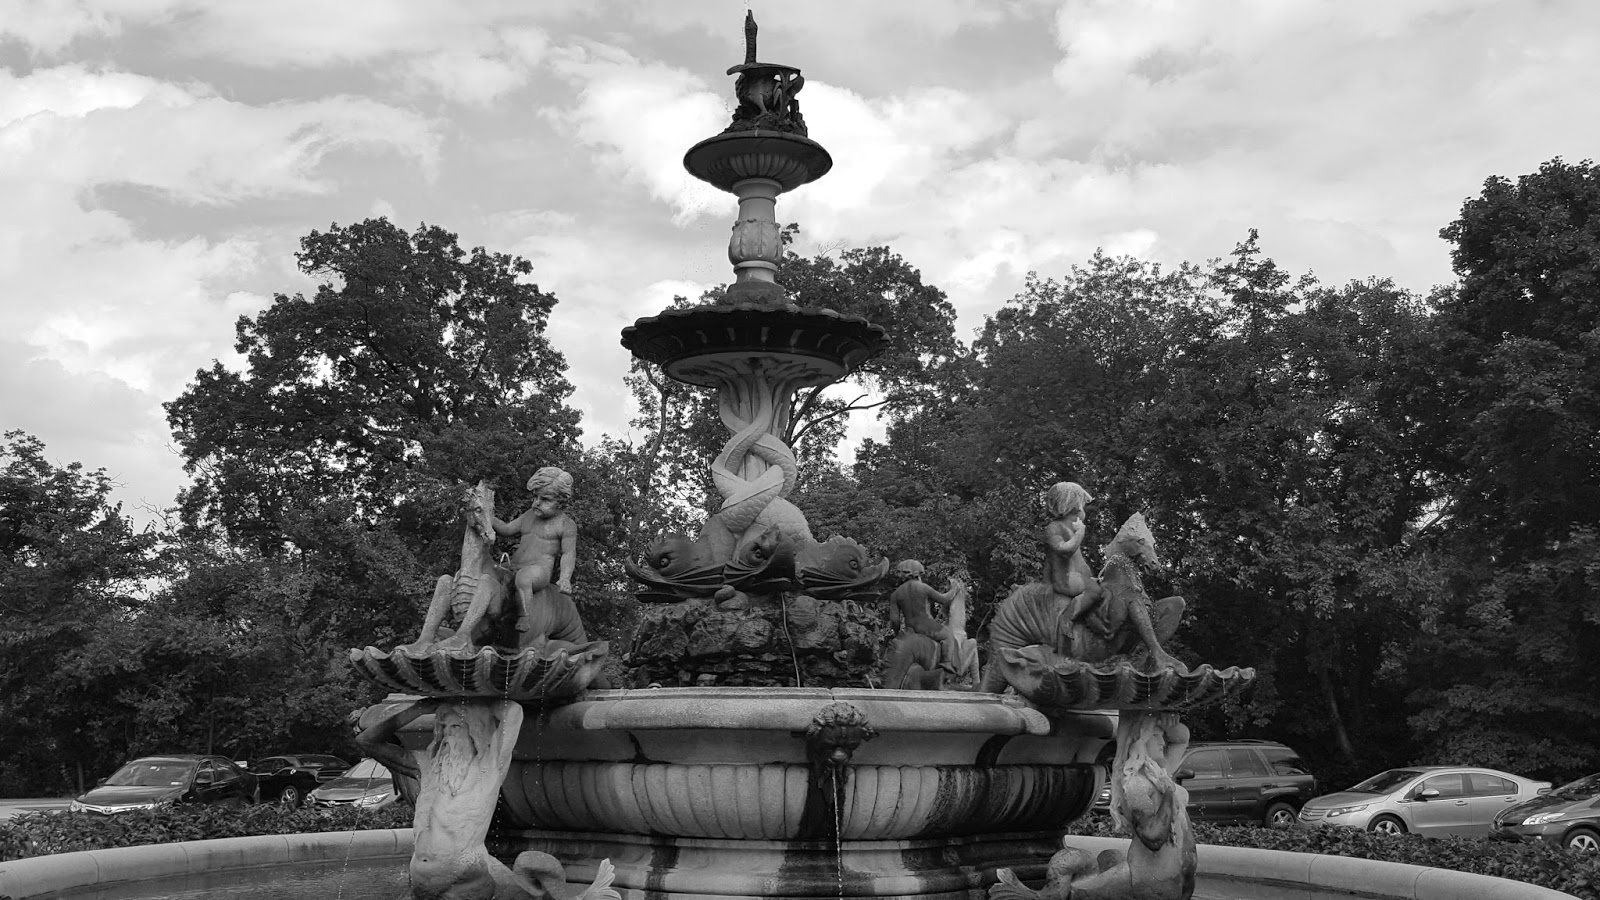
[69,800,84,812]
[1523,812,1568,825]
[1327,804,1371,817]
[352,793,389,807]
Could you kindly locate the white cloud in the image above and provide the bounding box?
[544,43,728,222]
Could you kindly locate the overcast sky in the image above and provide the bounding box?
[2,0,1597,525]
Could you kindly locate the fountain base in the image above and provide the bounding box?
[495,829,1063,900]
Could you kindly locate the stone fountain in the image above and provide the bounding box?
[348,14,1254,900]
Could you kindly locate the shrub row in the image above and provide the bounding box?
[0,803,412,863]
[1066,818,1600,900]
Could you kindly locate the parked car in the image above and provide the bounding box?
[1490,772,1600,852]
[307,758,398,810]
[1092,739,1317,826]
[249,754,350,808]
[1298,766,1552,838]
[69,755,257,814]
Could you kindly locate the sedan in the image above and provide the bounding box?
[307,758,398,810]
[249,754,349,808]
[70,755,257,814]
[1491,772,1600,852]
[1297,766,1551,838]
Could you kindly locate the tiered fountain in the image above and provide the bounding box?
[347,14,1253,900]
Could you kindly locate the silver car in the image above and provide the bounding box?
[1297,766,1551,838]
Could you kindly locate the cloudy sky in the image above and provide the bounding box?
[2,0,1597,525]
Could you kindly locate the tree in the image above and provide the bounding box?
[166,218,580,558]
[1402,159,1600,778]
[0,432,160,793]
[156,219,601,762]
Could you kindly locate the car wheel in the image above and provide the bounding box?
[1263,801,1297,828]
[1368,815,1407,836]
[1565,828,1600,853]
[279,785,302,809]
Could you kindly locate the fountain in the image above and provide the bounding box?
[0,15,1582,900]
[346,13,1254,900]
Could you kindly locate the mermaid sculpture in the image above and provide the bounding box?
[991,712,1196,900]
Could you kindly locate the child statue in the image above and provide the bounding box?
[1043,481,1106,634]
[494,466,579,642]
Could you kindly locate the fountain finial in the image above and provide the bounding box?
[743,10,758,68]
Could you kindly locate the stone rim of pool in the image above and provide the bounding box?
[0,830,1576,900]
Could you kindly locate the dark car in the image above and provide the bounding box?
[1093,739,1317,827]
[249,754,350,808]
[307,758,398,810]
[1491,772,1600,852]
[69,754,256,814]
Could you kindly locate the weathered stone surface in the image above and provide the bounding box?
[625,591,889,687]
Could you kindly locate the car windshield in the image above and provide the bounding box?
[325,758,393,788]
[1349,769,1422,794]
[105,759,194,787]
[1552,773,1600,800]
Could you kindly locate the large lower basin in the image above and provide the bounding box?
[479,686,1115,840]
[0,830,1576,900]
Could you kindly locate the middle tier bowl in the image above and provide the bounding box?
[497,687,1113,842]
[620,305,887,388]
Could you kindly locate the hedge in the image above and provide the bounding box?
[1067,817,1599,899]
[0,803,412,863]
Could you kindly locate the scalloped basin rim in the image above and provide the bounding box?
[540,686,1057,735]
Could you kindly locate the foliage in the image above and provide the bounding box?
[0,803,411,863]
[1402,158,1600,776]
[0,432,161,795]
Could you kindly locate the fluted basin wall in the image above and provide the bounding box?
[502,761,1090,841]
[496,688,1114,843]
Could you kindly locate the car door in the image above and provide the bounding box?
[254,757,288,797]
[1179,749,1230,821]
[191,760,220,804]
[1464,772,1522,836]
[1223,748,1272,822]
[1407,771,1470,836]
[211,758,248,803]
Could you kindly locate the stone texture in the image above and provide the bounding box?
[626,592,890,687]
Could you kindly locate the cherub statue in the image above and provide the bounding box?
[983,511,1186,697]
[407,471,596,655]
[493,466,579,643]
[1043,482,1104,629]
[881,560,967,690]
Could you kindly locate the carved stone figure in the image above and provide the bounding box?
[990,712,1196,900]
[982,512,1185,696]
[724,12,809,136]
[493,467,580,647]
[1043,482,1104,628]
[356,698,620,900]
[1076,513,1185,672]
[408,482,514,652]
[800,702,877,839]
[409,476,593,654]
[881,561,968,690]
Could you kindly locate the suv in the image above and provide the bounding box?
[1094,739,1317,827]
